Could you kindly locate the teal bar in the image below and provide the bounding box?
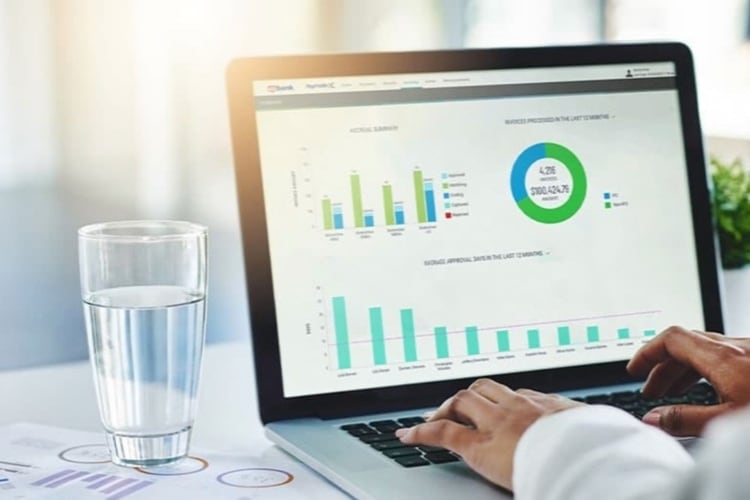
[618,328,630,340]
[557,326,571,346]
[435,326,449,359]
[400,309,417,362]
[369,307,386,365]
[527,329,540,349]
[644,329,656,337]
[465,326,479,355]
[332,297,351,369]
[587,325,600,343]
[497,330,510,352]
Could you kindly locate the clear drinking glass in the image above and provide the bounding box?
[78,220,208,467]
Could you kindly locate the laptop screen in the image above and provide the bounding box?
[250,61,705,398]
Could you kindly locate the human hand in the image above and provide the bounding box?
[394,378,582,490]
[627,326,750,436]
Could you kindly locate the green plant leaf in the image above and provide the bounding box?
[711,156,750,269]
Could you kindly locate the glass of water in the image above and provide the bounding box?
[78,220,208,467]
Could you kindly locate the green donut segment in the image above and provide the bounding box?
[511,142,587,224]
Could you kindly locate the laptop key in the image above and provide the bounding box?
[370,440,408,451]
[359,432,397,443]
[417,445,446,453]
[397,417,426,426]
[340,423,370,431]
[382,447,422,458]
[663,396,690,404]
[394,456,430,468]
[369,419,400,427]
[346,427,378,437]
[424,451,460,464]
[584,395,612,404]
[369,420,403,432]
[373,424,402,433]
[583,382,719,419]
[610,391,640,403]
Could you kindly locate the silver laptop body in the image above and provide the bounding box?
[227,43,723,499]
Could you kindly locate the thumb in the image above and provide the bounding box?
[396,419,476,453]
[643,403,730,437]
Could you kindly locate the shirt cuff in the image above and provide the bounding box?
[512,405,692,500]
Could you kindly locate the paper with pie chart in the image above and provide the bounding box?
[0,422,346,499]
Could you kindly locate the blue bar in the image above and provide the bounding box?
[395,204,405,224]
[434,326,449,358]
[587,326,600,342]
[32,470,76,487]
[465,326,480,355]
[333,205,344,229]
[333,297,351,369]
[618,328,630,340]
[497,330,510,352]
[369,307,386,365]
[102,478,138,494]
[107,481,154,500]
[424,181,437,222]
[46,471,89,488]
[82,474,107,483]
[644,329,656,337]
[527,329,540,349]
[400,309,417,362]
[364,211,374,227]
[88,476,120,489]
[558,326,571,346]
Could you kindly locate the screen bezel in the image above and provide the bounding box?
[226,43,723,424]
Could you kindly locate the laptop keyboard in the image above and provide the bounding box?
[340,417,459,468]
[340,382,719,467]
[573,381,719,418]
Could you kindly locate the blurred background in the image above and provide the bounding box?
[2,0,750,370]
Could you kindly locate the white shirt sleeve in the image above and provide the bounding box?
[512,405,694,500]
[667,406,750,499]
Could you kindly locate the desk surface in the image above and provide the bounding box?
[1,341,269,453]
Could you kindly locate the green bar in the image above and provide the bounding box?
[644,329,656,337]
[382,184,395,225]
[435,326,449,359]
[587,325,600,343]
[557,326,571,346]
[466,326,479,355]
[351,174,364,227]
[497,330,510,352]
[527,329,540,349]
[321,198,333,230]
[369,307,386,365]
[332,297,351,369]
[400,309,417,362]
[618,328,630,340]
[413,170,427,223]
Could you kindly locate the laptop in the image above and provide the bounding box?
[226,43,724,499]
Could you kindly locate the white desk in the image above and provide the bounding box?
[1,341,352,499]
[1,341,269,452]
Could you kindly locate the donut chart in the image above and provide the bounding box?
[57,444,111,464]
[510,142,587,223]
[216,468,294,488]
[136,456,208,476]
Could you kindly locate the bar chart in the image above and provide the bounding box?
[329,295,660,370]
[320,168,458,230]
[31,469,154,500]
